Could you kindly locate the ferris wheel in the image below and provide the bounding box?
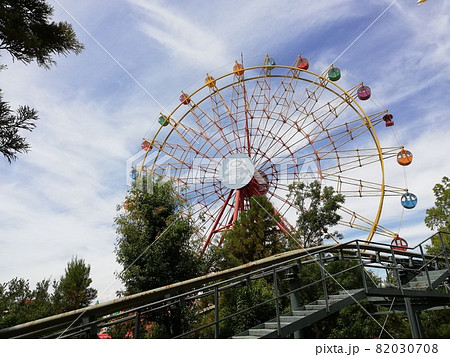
[132,55,416,251]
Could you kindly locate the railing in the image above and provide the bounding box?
[1,232,448,339]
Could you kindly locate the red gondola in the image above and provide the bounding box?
[391,235,408,251]
[382,114,394,127]
[296,56,309,70]
[141,140,151,151]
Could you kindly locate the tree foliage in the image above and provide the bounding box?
[0,257,96,329]
[289,180,345,247]
[425,176,450,232]
[52,257,97,313]
[0,0,83,163]
[0,91,38,162]
[114,178,204,337]
[115,179,203,295]
[0,0,84,68]
[218,195,288,267]
[424,177,450,255]
[0,278,53,329]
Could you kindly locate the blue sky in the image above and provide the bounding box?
[0,0,449,301]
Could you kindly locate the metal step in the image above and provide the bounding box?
[404,269,449,291]
[291,309,316,316]
[231,288,366,339]
[248,328,276,337]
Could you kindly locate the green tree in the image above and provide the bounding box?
[425,176,450,232]
[425,177,450,255]
[0,278,53,329]
[218,195,287,267]
[203,195,288,337]
[289,180,345,247]
[52,257,97,312]
[0,0,83,162]
[0,91,38,162]
[114,178,203,337]
[0,0,84,68]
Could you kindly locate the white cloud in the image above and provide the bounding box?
[1,0,449,306]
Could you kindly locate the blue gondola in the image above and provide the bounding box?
[401,192,418,209]
[130,168,138,179]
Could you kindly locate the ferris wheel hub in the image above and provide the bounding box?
[217,153,255,190]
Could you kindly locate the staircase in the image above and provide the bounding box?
[404,269,450,291]
[232,289,367,339]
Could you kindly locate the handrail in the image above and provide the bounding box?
[1,233,449,339]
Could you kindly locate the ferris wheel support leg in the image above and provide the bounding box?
[202,189,234,251]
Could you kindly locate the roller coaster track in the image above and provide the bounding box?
[1,232,449,339]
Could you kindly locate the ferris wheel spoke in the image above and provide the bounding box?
[256,62,306,151]
[317,147,400,176]
[202,189,235,249]
[206,81,247,154]
[321,174,407,197]
[247,60,275,155]
[168,116,229,159]
[291,85,361,143]
[294,118,380,174]
[183,98,236,155]
[338,205,397,239]
[147,140,222,174]
[230,70,254,155]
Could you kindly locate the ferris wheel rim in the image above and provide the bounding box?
[138,61,389,245]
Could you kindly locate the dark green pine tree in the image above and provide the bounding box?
[52,257,97,312]
[0,91,38,162]
[0,0,84,68]
[0,0,83,163]
[219,195,288,267]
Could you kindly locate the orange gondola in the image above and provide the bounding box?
[233,61,244,76]
[397,149,413,166]
[205,74,216,88]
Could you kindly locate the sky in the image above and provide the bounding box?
[0,0,449,303]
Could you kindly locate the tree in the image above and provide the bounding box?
[0,0,83,162]
[0,278,54,329]
[202,195,288,337]
[0,0,84,68]
[289,180,345,247]
[425,177,450,232]
[424,177,450,255]
[115,179,203,294]
[0,91,38,162]
[52,257,97,312]
[218,195,288,267]
[114,178,203,337]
